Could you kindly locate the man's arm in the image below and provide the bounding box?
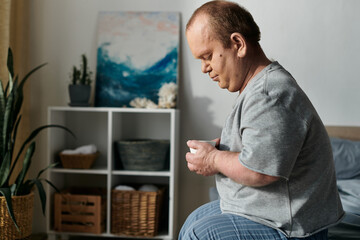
[186,140,280,187]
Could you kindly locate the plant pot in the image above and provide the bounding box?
[68,84,91,106]
[0,192,34,239]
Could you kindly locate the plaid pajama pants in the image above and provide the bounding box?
[178,200,328,240]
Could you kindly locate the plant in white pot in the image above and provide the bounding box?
[68,54,93,106]
[0,48,74,239]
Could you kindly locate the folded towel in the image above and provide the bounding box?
[61,149,80,155]
[76,144,97,154]
[61,144,97,155]
[114,185,135,191]
[138,184,158,192]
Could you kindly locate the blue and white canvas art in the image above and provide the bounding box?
[95,11,179,107]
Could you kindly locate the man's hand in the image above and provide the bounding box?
[186,140,219,176]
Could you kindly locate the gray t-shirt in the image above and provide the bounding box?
[216,61,344,238]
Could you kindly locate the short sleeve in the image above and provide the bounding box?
[239,93,309,179]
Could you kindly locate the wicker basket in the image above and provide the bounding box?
[111,188,164,237]
[115,140,169,171]
[59,151,99,169]
[0,192,34,240]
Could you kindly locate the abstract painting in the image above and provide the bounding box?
[95,11,179,107]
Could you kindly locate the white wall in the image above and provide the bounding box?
[28,0,360,234]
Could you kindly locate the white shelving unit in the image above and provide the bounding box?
[46,106,179,239]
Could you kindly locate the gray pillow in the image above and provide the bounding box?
[330,137,360,180]
[337,179,360,215]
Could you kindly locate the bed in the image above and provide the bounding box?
[326,126,360,239]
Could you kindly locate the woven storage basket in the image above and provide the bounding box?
[111,188,164,237]
[59,151,99,169]
[0,192,34,240]
[116,140,169,171]
[54,188,106,234]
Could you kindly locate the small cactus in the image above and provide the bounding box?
[70,54,92,85]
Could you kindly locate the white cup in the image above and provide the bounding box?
[189,140,216,154]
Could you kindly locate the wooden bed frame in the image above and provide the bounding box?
[326,126,360,141]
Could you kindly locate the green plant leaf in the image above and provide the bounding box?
[14,142,35,195]
[7,48,14,78]
[13,63,47,125]
[71,66,78,85]
[9,125,75,177]
[81,54,87,85]
[27,177,60,216]
[0,152,11,186]
[34,180,46,215]
[2,78,15,157]
[12,80,23,129]
[44,179,60,193]
[3,74,13,97]
[18,63,47,92]
[0,187,20,231]
[8,71,13,92]
[0,81,5,165]
[12,115,22,154]
[10,184,16,195]
[0,80,5,116]
[36,161,58,179]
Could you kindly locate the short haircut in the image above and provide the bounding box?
[186,0,261,48]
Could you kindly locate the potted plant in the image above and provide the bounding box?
[68,54,93,106]
[0,48,74,239]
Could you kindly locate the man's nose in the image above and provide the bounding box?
[201,60,211,73]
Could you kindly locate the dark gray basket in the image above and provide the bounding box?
[116,139,170,171]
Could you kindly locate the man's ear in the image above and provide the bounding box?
[230,32,247,58]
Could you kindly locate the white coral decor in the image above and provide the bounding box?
[129,82,178,109]
[129,97,158,109]
[158,82,178,108]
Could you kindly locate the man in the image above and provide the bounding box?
[180,1,344,239]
